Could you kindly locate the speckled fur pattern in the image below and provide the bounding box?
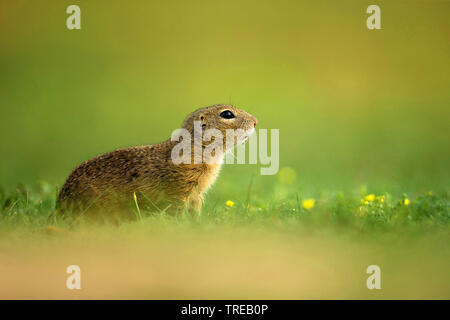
[58,104,257,217]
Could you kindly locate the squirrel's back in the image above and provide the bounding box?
[58,143,170,210]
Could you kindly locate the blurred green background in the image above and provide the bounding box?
[1,0,449,193]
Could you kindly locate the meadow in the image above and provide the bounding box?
[0,1,449,299]
[0,170,448,299]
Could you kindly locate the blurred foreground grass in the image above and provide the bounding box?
[0,176,448,299]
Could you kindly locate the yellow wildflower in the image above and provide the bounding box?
[364,201,369,206]
[302,198,315,210]
[364,194,375,202]
[278,167,297,185]
[404,198,410,206]
[225,200,235,207]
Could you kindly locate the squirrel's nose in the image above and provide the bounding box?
[253,118,258,127]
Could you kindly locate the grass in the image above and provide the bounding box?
[1,178,448,233]
[0,175,449,299]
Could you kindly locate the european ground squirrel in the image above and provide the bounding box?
[58,104,257,217]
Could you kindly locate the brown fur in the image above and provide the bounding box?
[58,104,257,217]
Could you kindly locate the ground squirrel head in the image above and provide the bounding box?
[181,104,258,150]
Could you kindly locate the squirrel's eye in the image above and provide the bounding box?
[220,110,235,119]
